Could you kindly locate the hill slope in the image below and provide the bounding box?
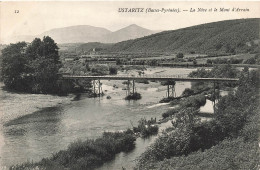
[75,42,114,53]
[103,24,156,43]
[108,18,260,54]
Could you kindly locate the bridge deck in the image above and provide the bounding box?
[62,75,239,82]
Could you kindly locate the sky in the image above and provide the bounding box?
[1,1,260,43]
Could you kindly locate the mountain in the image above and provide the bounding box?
[103,24,156,43]
[107,18,260,54]
[39,25,112,44]
[5,24,158,44]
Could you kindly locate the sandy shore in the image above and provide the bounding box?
[0,83,74,124]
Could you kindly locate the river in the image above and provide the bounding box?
[0,67,202,169]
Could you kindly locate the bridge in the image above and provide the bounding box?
[62,75,239,82]
[62,74,238,100]
[62,74,239,113]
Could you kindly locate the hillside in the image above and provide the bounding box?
[75,42,114,53]
[108,18,260,54]
[103,24,156,43]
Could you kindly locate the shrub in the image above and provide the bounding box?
[142,138,259,170]
[91,65,109,75]
[13,131,136,169]
[160,80,176,86]
[176,53,184,58]
[162,108,179,119]
[136,79,149,84]
[133,118,159,138]
[181,94,206,109]
[137,126,193,167]
[229,58,243,64]
[137,69,259,169]
[125,92,142,100]
[206,59,212,64]
[182,88,195,96]
[243,57,256,64]
[109,66,118,75]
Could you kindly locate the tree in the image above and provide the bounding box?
[91,65,109,75]
[109,66,118,75]
[176,53,184,58]
[1,42,29,91]
[206,59,212,64]
[243,57,256,64]
[116,58,122,65]
[1,36,61,93]
[26,36,61,93]
[193,59,197,65]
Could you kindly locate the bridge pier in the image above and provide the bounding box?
[126,79,137,96]
[126,80,130,96]
[92,79,103,97]
[212,81,220,114]
[166,84,176,98]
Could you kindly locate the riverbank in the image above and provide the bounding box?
[0,83,74,124]
[135,66,259,170]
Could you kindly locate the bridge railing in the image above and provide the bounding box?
[62,74,187,78]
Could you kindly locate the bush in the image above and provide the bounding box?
[136,79,149,84]
[136,69,259,169]
[176,53,184,58]
[141,138,259,170]
[137,125,193,167]
[109,66,118,75]
[160,80,176,86]
[162,108,179,119]
[133,118,159,138]
[125,92,142,100]
[243,57,256,64]
[91,65,109,75]
[206,59,212,64]
[13,131,136,170]
[181,94,206,109]
[229,58,243,64]
[182,88,195,96]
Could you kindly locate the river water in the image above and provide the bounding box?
[0,67,202,169]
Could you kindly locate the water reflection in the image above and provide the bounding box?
[1,107,64,167]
